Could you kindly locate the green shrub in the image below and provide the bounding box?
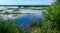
[0,17,20,33]
[41,0,60,33]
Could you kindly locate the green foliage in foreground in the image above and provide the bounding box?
[41,0,60,33]
[0,17,20,33]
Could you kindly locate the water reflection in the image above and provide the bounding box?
[0,9,42,19]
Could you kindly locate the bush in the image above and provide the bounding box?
[41,0,60,33]
[0,17,20,33]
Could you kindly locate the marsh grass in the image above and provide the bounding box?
[0,16,20,33]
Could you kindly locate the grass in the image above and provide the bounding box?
[0,16,20,33]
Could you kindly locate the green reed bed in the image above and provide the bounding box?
[0,17,20,33]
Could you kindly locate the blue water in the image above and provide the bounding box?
[14,14,41,25]
[13,9,42,25]
[13,14,41,33]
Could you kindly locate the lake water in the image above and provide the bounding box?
[0,9,42,25]
[14,9,42,33]
[0,9,42,19]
